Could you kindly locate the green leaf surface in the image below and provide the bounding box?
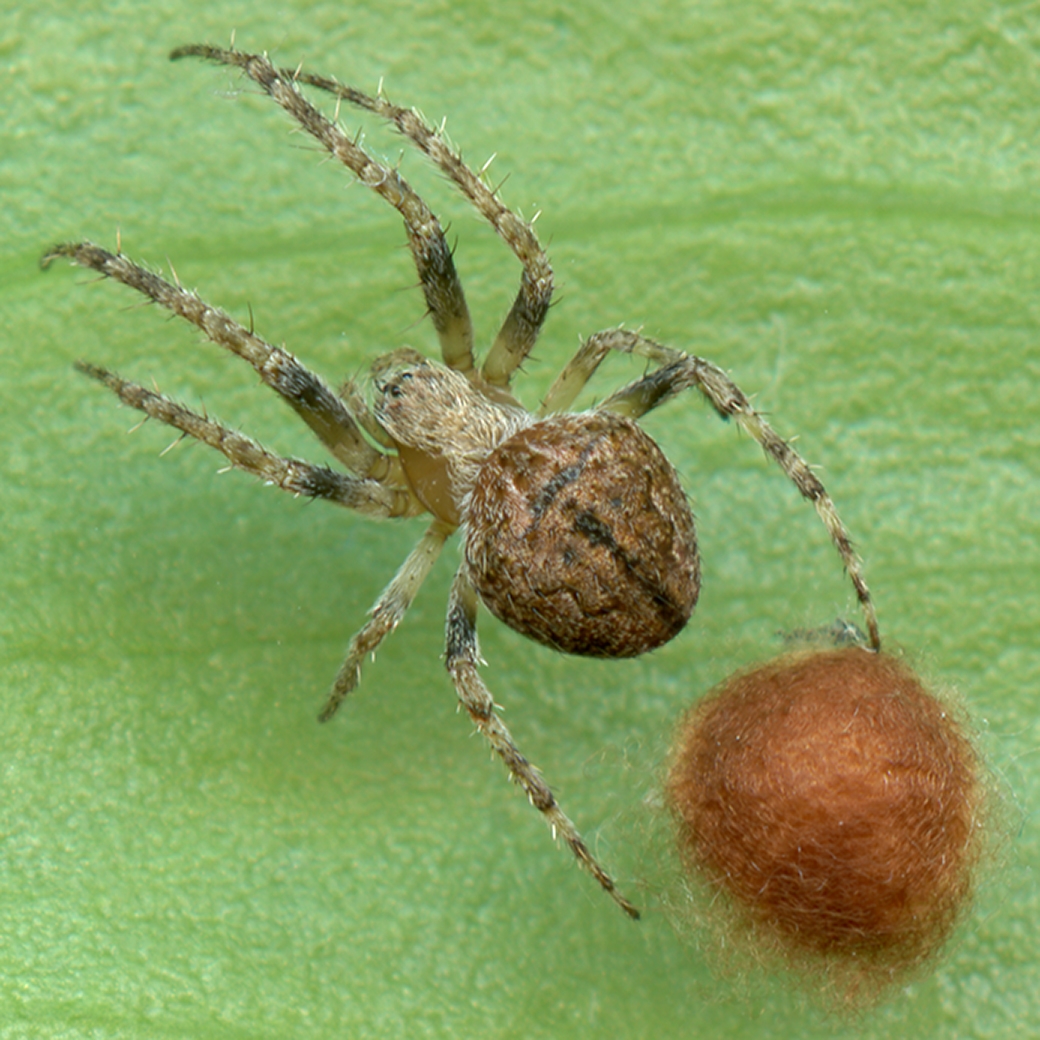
[3,1,1038,1037]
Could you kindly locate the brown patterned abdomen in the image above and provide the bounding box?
[465,411,699,657]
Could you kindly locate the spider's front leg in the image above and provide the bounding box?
[174,43,553,393]
[444,569,640,920]
[171,44,477,380]
[42,241,402,487]
[284,58,553,389]
[72,361,417,518]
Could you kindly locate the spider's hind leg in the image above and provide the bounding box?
[584,329,881,651]
[444,568,640,920]
[538,327,685,416]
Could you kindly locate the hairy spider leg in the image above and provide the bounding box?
[444,568,641,919]
[541,328,880,650]
[539,325,693,416]
[173,45,554,393]
[43,243,456,714]
[72,362,415,517]
[538,332,620,415]
[170,45,477,382]
[76,358,455,730]
[599,329,880,650]
[42,242,411,491]
[320,519,454,721]
[283,62,553,391]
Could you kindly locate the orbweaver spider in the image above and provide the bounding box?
[44,44,880,919]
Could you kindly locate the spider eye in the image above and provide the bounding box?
[385,370,414,399]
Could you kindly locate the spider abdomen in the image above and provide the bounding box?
[465,410,700,658]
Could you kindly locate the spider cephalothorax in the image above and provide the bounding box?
[44,44,880,919]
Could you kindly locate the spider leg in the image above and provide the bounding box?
[75,361,419,517]
[586,329,881,651]
[444,567,640,919]
[44,242,403,486]
[537,333,618,415]
[169,45,477,381]
[537,327,684,416]
[285,61,553,390]
[319,519,454,721]
[173,44,553,392]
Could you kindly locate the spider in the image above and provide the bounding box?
[44,44,880,919]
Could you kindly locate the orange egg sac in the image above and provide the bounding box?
[666,648,986,999]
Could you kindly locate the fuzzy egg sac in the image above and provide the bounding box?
[666,648,986,1000]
